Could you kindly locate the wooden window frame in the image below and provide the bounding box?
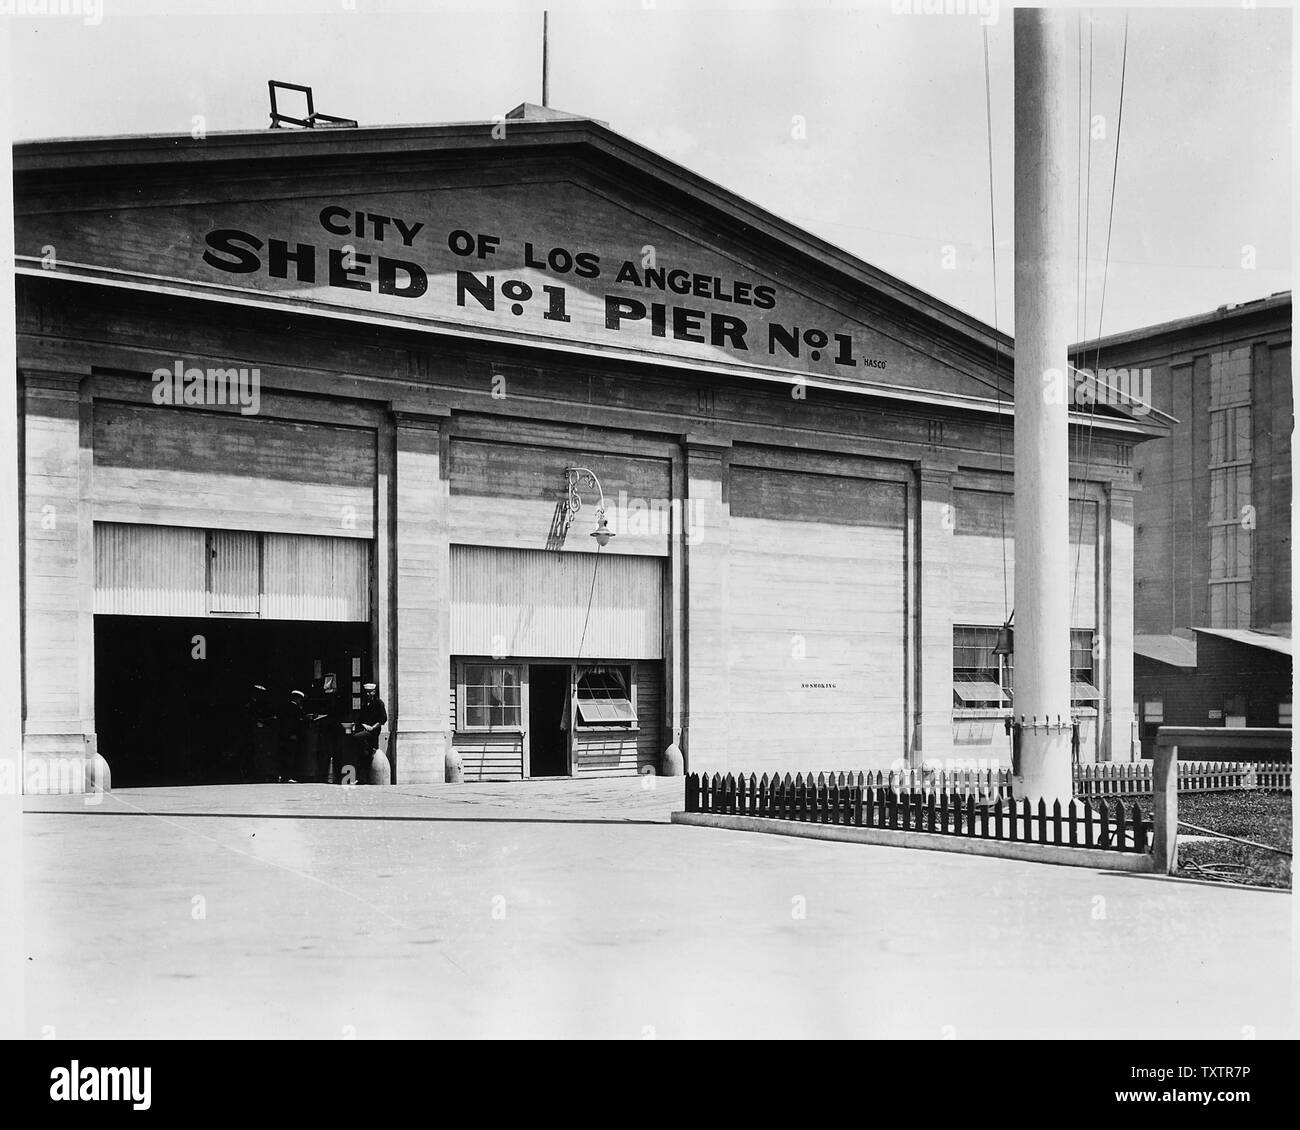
[952,624,1012,711]
[455,659,528,734]
[572,661,640,734]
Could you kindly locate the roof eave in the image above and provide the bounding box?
[13,117,1016,361]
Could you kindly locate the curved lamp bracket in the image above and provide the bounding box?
[562,467,614,545]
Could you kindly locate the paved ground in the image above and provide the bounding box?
[22,779,1296,1039]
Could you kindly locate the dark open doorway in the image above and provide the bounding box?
[94,615,370,787]
[528,664,571,777]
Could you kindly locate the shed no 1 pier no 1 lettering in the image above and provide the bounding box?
[200,207,889,370]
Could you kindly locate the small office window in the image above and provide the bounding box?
[1070,629,1099,706]
[575,665,637,728]
[1070,629,1096,683]
[460,663,523,731]
[952,625,1010,707]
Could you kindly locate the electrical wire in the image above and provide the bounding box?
[1072,13,1129,625]
[575,542,602,661]
[982,22,1010,624]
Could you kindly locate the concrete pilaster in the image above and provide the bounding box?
[391,408,451,784]
[915,462,958,766]
[21,368,96,793]
[681,437,731,775]
[1104,485,1137,762]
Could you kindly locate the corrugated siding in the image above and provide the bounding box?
[453,733,525,782]
[451,546,662,659]
[263,534,370,622]
[94,523,206,616]
[208,530,260,613]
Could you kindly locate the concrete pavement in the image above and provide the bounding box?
[22,780,1295,1039]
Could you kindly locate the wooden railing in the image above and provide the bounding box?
[1074,759,1291,797]
[835,760,1291,801]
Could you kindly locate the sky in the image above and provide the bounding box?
[0,0,1292,337]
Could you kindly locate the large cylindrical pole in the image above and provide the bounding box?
[1013,7,1074,805]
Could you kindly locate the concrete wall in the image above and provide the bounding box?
[17,278,1147,790]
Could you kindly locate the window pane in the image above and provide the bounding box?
[1209,411,1227,463]
[1210,527,1226,580]
[575,664,636,725]
[462,664,524,727]
[1234,407,1252,462]
[953,625,1000,682]
[1235,528,1252,577]
[1209,471,1227,522]
[1070,629,1095,682]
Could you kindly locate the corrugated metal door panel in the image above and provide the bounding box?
[209,530,261,614]
[726,467,907,775]
[94,523,206,616]
[263,534,370,622]
[451,546,662,659]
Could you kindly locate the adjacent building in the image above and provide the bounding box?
[15,105,1157,792]
[1070,294,1292,757]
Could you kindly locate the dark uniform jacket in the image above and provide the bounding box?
[355,696,388,751]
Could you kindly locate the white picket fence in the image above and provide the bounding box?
[1074,759,1291,797]
[870,761,1291,800]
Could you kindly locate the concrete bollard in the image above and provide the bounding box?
[368,748,391,786]
[661,742,684,777]
[445,745,464,784]
[84,735,111,795]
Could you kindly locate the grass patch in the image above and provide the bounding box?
[1175,791,1292,889]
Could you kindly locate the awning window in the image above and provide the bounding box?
[1070,681,1101,702]
[576,666,636,726]
[953,680,1009,704]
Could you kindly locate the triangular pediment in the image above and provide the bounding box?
[16,121,1016,407]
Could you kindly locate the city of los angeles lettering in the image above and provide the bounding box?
[200,217,887,370]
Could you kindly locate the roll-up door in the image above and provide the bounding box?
[727,466,907,773]
[263,534,370,621]
[208,530,260,614]
[96,523,370,622]
[94,523,206,616]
